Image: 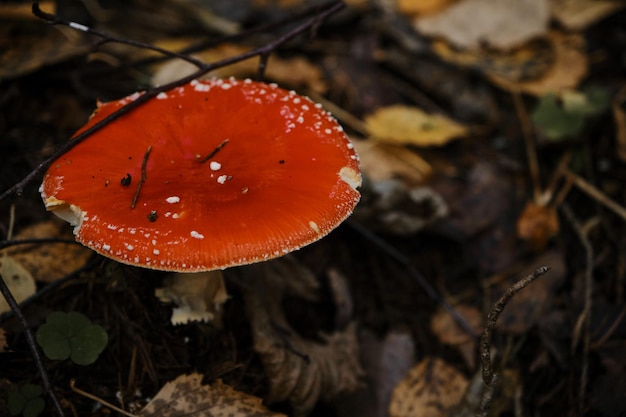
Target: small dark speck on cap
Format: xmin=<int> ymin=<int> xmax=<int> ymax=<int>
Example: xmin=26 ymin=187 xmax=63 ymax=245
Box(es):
xmin=121 ymin=173 xmax=132 ymax=186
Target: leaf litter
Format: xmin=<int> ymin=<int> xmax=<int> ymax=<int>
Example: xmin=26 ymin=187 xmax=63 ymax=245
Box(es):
xmin=2 ymin=0 xmax=626 ymax=415
xmin=139 ymin=374 xmax=285 ymax=417
xmin=240 ymin=257 xmax=364 ymax=416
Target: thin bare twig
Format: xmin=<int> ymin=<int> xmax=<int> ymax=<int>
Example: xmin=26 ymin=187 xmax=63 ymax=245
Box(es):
xmin=131 ymin=145 xmax=152 ymax=209
xmin=561 ymin=204 xmax=594 ymax=416
xmin=198 ymin=139 xmax=230 ymax=164
xmin=32 ymin=3 xmax=206 ymax=68
xmin=0 ymin=238 xmax=80 ymax=251
xmin=565 ymin=170 xmax=626 ymax=223
xmin=477 ymin=266 xmax=550 ymax=416
xmin=70 ymin=379 xmax=134 ymax=417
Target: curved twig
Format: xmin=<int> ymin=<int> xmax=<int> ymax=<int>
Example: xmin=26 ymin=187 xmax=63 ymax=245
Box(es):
xmin=477 ymin=266 xmax=550 ymax=416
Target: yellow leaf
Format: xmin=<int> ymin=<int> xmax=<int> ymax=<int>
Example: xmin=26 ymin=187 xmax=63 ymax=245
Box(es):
xmin=139 ymin=374 xmax=286 ymax=417
xmin=365 ymin=105 xmax=467 ymax=146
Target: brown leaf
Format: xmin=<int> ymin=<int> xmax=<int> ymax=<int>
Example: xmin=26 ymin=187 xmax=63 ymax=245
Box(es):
xmin=352 ymin=140 xmax=432 ymax=185
xmin=431 ymin=37 xmax=554 ymax=84
xmin=7 ymin=220 xmax=92 ymax=283
xmin=389 ymin=357 xmax=468 ymax=417
xmin=430 ymin=305 xmax=483 ymax=369
xmin=488 ymin=31 xmax=588 ymax=96
xmin=550 ymin=0 xmax=626 ymax=31
xmin=516 ymin=201 xmax=559 ymax=251
xmin=139 ymin=374 xmax=285 ymax=417
xmin=242 ymin=260 xmax=364 ymax=416
xmin=495 ymin=250 xmax=566 ymax=334
xmin=431 ymin=31 xmax=587 ymax=96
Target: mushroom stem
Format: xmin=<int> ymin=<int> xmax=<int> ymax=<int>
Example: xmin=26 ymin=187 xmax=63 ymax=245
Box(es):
xmin=131 ymin=145 xmax=152 ymax=209
xmin=198 ymin=139 xmax=229 ymax=164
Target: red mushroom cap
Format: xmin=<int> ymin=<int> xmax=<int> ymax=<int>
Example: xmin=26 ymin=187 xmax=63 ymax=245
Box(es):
xmin=41 ymin=78 xmax=361 ymax=272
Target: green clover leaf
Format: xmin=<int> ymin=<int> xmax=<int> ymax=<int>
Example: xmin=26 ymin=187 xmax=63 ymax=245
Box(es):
xmin=8 ymin=384 xmax=45 ymax=417
xmin=531 ymin=87 xmax=610 ymax=141
xmin=36 ymin=312 xmax=108 ymax=365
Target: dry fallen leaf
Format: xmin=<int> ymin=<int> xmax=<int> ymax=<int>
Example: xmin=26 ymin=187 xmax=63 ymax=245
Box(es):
xmin=431 ymin=37 xmax=554 ymax=84
xmin=550 ymin=0 xmax=626 ymax=30
xmin=0 ymin=256 xmax=36 ymax=314
xmin=488 ymin=31 xmax=587 ymax=96
xmin=352 ymin=140 xmax=431 ymax=184
xmin=155 ymin=270 xmax=228 ymax=326
xmin=432 ymin=31 xmax=587 ymax=96
xmin=365 ymin=105 xmax=467 ymax=147
xmin=430 ymin=305 xmax=483 ymax=369
xmin=7 ymin=220 xmax=92 ymax=283
xmin=139 ymin=373 xmax=286 ymax=417
xmin=242 ymin=260 xmax=364 ymax=416
xmin=516 ymin=201 xmax=559 ymax=251
xmin=414 ymin=0 xmax=550 ymax=50
xmin=389 ymin=357 xmax=468 ymax=417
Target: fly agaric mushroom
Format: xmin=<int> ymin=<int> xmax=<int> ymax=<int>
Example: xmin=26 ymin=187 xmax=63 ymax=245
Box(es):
xmin=40 ymin=78 xmax=361 ymax=272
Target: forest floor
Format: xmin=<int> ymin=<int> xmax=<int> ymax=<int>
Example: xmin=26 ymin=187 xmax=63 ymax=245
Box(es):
xmin=1 ymin=1 xmax=626 ymax=416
